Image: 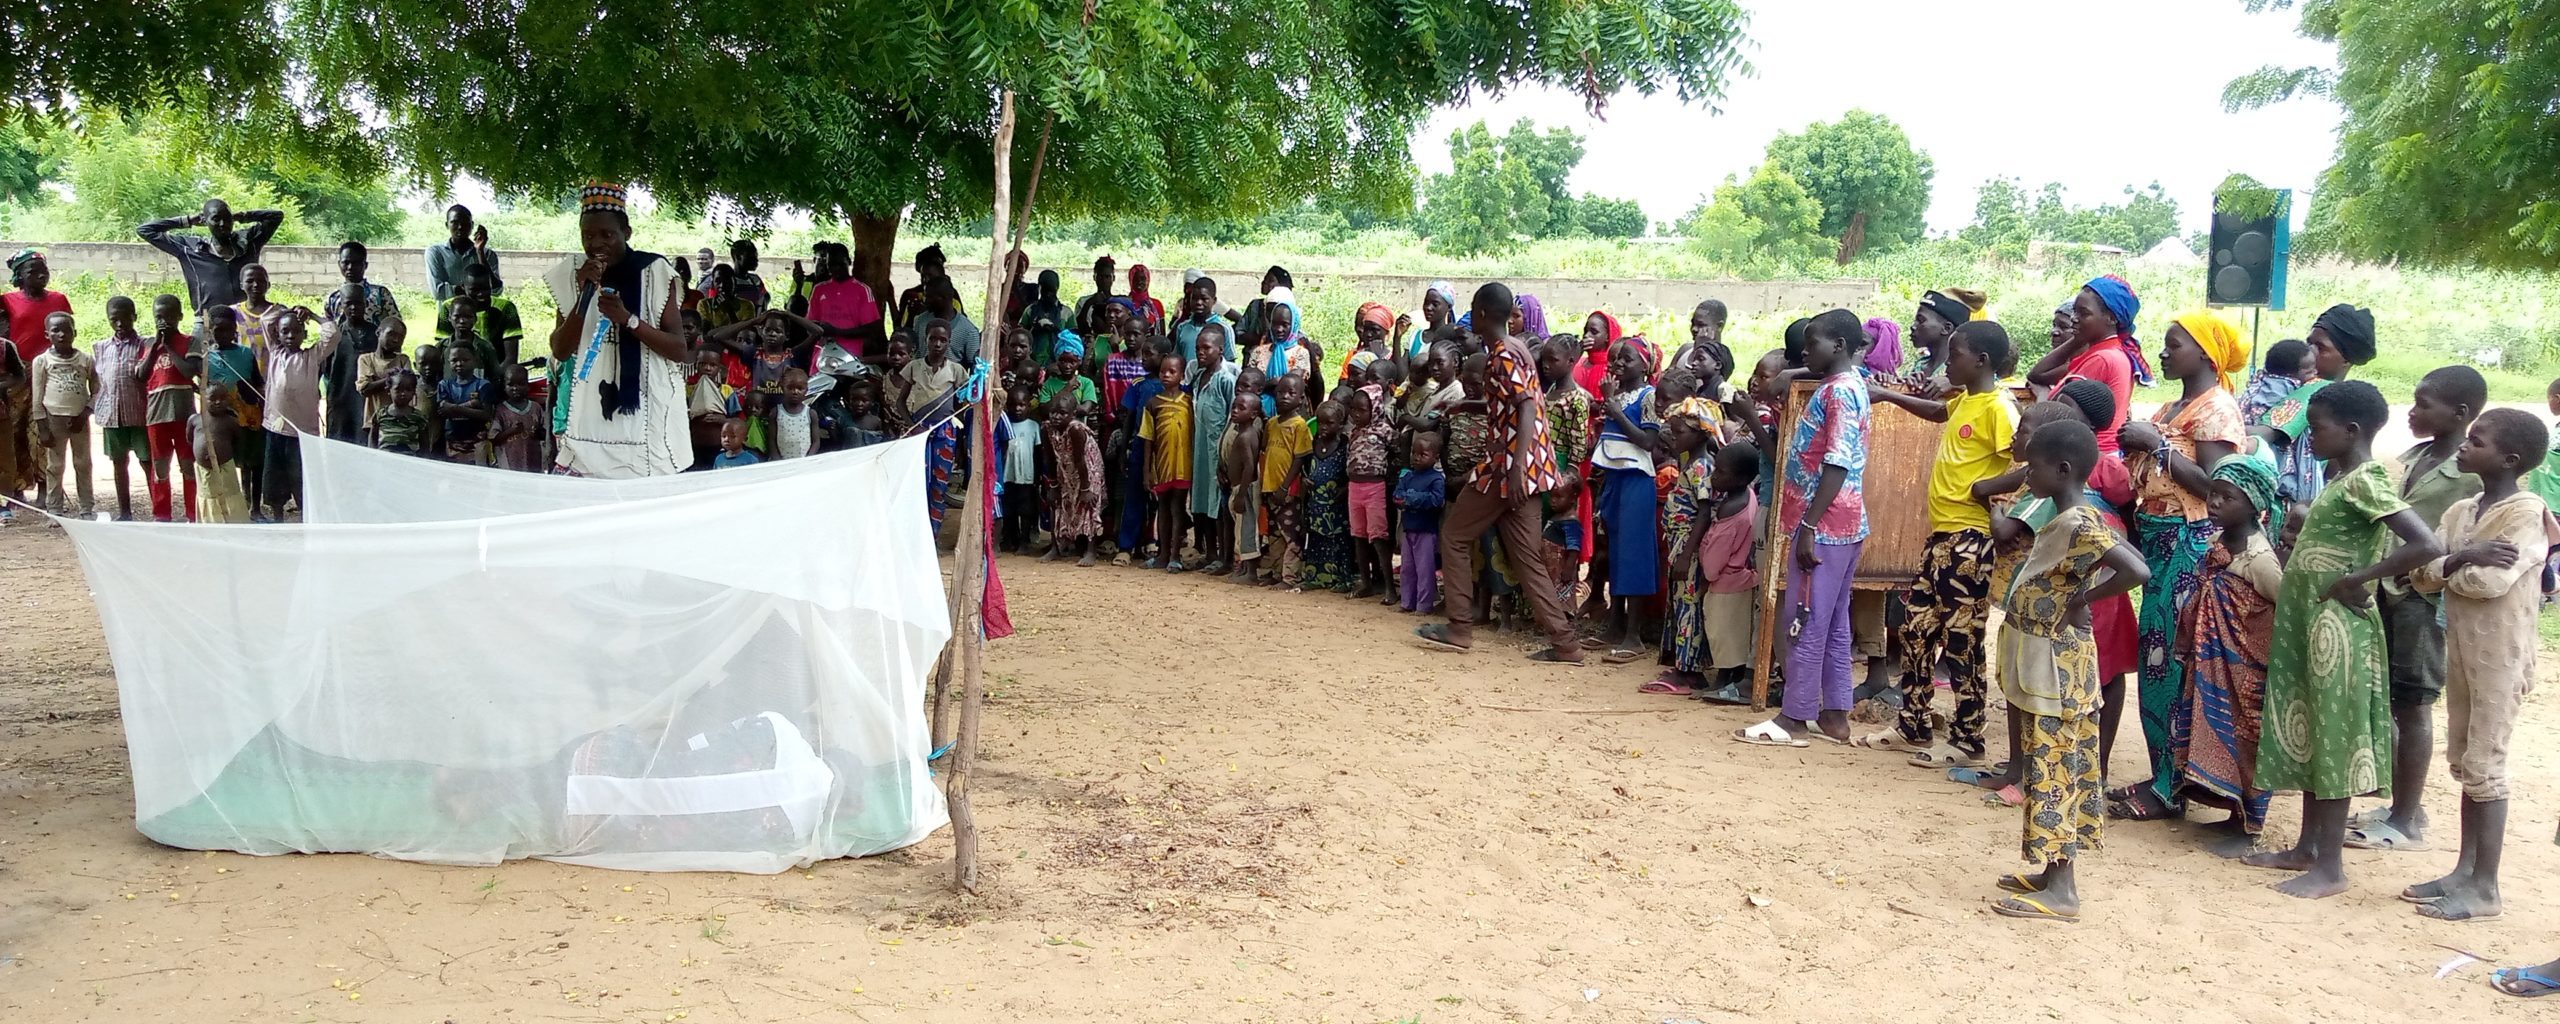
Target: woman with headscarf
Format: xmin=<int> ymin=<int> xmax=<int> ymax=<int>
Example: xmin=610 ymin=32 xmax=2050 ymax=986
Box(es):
xmin=1238 ymin=266 xmax=1292 ymax=351
xmin=1126 ymin=264 xmax=1167 ymax=332
xmin=1886 ymin=288 xmax=1983 ymax=394
xmin=1248 ymin=287 xmax=1314 ymax=416
xmin=1340 ymin=302 xmax=1396 ymax=382
xmin=2026 ymin=276 xmax=2147 ymax=455
xmin=2254 ymin=303 xmax=2378 ymax=504
xmin=2109 ymin=309 xmax=2248 ymax=820
xmin=1395 ymin=281 xmax=1465 ymax=365
xmin=2177 ymin=452 xmax=2284 ymax=840
xmin=1510 ymin=293 xmax=1551 ymax=348
xmin=3 ymin=249 xmax=73 ymax=365
xmin=1860 ymin=317 xmax=1905 ymax=378
xmin=1574 ymin=310 xmax=1623 ymax=401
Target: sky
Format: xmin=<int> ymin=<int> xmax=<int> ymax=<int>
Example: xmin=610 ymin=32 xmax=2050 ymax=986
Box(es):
xmin=1416 ymin=0 xmax=2343 ymax=238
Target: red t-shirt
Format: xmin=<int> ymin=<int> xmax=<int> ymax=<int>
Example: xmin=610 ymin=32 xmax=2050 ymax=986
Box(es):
xmin=808 ymin=278 xmax=880 ymax=352
xmin=2059 ymin=341 xmax=2134 ymax=455
xmin=146 ymin=332 xmax=195 ymax=392
xmin=3 ymin=290 xmax=73 ymax=362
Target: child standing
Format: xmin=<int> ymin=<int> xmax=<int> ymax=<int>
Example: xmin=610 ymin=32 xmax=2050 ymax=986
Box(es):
xmin=711 ymin=416 xmax=760 ymax=469
xmin=770 ymin=368 xmax=817 ymax=460
xmin=1860 ymin=321 xmax=2018 ymax=765
xmin=1043 ymin=396 xmax=1106 ymax=567
xmin=140 ymin=294 xmax=198 ymax=522
xmin=2246 ymin=381 xmax=2443 ymax=900
xmin=2349 ymin=365 xmax=2486 ymax=853
xmin=1346 ymin=385 xmax=1396 ymax=600
xmin=92 ymin=296 xmax=151 ymax=520
xmin=1223 ymin=388 xmax=1267 ymax=584
xmin=1393 ymin=431 xmax=1448 ymax=612
xmin=356 ymin=318 xmax=414 ymax=431
xmin=998 ymin=390 xmax=1043 ymax=553
xmin=2401 ymin=408 xmax=2554 ymax=922
xmin=1591 ymin=340 xmax=1662 ymax=661
xmin=2177 ymin=452 xmax=2284 ymax=850
xmin=200 ymin=307 xmax=265 ymax=516
xmin=190 ymin=386 xmax=250 ymax=523
xmin=437 ymin=346 xmax=498 ymax=465
xmin=372 ymin=373 xmax=428 ymax=455
xmin=1650 ymin=414 xmax=1750 ymax=698
xmin=491 ymin=365 xmax=550 ymax=472
xmin=29 ymin=312 xmax=95 ymax=516
xmin=1989 ymin=418 xmax=2149 ymax=922
xmin=1694 ymin=440 xmax=1761 ymax=702
xmin=1300 ymin=399 xmax=1355 ymax=593
xmin=258 ymin=306 xmax=336 ymax=517
xmin=1258 ymin=378 xmax=1313 ymax=586
xmin=1738 ymin=309 xmax=1872 ymax=748
xmin=1142 ymin=354 xmax=1194 ymax=569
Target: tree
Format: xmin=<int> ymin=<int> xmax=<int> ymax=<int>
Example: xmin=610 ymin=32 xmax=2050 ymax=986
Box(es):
xmin=1501 ymin=119 xmax=1587 ymax=237
xmin=1960 ymin=176 xmax=2032 ymax=258
xmin=41 ymin=110 xmax=319 ymax=245
xmin=1420 ymin=122 xmax=1547 ymax=256
xmin=1572 ymin=195 xmax=1647 ymax=239
xmin=2230 ymin=0 xmax=2560 ymax=267
xmin=2028 ymin=181 xmax=2181 ymax=252
xmin=16 ymin=2 xmax=1751 ymax=299
xmin=1678 ymin=161 xmax=1828 ymax=270
xmin=1765 ymin=110 xmax=1933 ymax=262
xmin=0 ymin=122 xmax=49 ymax=204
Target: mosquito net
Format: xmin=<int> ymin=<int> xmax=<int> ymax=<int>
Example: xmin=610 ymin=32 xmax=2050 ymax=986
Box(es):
xmin=62 ymin=437 xmax=950 ymax=873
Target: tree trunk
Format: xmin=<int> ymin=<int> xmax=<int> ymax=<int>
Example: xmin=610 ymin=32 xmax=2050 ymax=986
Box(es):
xmin=848 ymin=209 xmax=901 ymax=318
xmin=950 ymin=88 xmax=1015 ymax=896
xmin=1833 ymin=210 xmax=1868 ymax=265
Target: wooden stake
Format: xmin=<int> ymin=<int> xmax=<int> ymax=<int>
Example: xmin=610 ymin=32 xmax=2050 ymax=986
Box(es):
xmin=950 ymin=88 xmax=1015 ymax=895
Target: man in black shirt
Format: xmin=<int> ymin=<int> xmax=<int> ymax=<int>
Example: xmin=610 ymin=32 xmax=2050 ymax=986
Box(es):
xmin=137 ymin=199 xmax=285 ymax=328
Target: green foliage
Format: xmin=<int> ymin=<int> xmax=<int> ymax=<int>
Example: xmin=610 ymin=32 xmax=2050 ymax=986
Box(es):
xmin=40 ymin=111 xmax=319 ymax=245
xmin=1958 ymin=178 xmax=2181 ymax=257
xmin=1500 ymin=120 xmax=1587 ymax=237
xmin=74 ymin=0 xmax=1747 ymax=274
xmin=243 ymin=162 xmax=403 ymax=243
xmin=2231 ymin=0 xmax=2560 ymax=267
xmin=1765 ymin=110 xmax=1933 ymax=261
xmin=1421 ymin=122 xmax=1549 ymax=257
xmin=0 ymin=121 xmax=50 ymax=204
xmin=1678 ymin=162 xmax=1828 ymax=271
xmin=1571 ymin=195 xmax=1648 ymax=239
xmin=1960 ymin=177 xmax=2033 ymax=259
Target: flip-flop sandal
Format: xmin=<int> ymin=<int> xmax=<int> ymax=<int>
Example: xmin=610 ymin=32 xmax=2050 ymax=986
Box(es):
xmin=1165 ymin=560 xmax=1190 ymax=573
xmin=1982 ymin=785 xmax=2024 ymax=808
xmin=1579 ymin=636 xmax=1611 ymax=652
xmin=1733 ymin=720 xmax=1810 ymax=748
xmin=1696 ymin=682 xmax=1750 ymax=706
xmin=1907 ymin=745 xmax=1978 ymax=769
xmin=1947 ymin=766 xmax=2002 ymax=787
xmin=2415 ymin=899 xmax=2502 ymax=922
xmin=1995 ymin=872 xmax=2047 ymax=895
xmin=1991 ymin=895 xmax=2079 ymax=923
xmin=1638 ymin=678 xmax=1697 ymax=696
xmin=1851 ymin=730 xmax=1918 ymax=752
xmin=1602 ymin=648 xmax=1644 ymax=665
xmin=1414 ymin=624 xmax=1472 ymax=653
xmin=1527 ymin=647 xmax=1586 ymax=665
xmin=1811 ymin=730 xmax=1851 ymax=746
xmin=2342 ymin=822 xmax=2429 ymax=851
xmin=2493 ymin=967 xmax=2560 ymax=998
xmin=2107 ymin=788 xmax=2179 ymax=822
xmin=2348 ymin=806 xmax=2391 ymax=829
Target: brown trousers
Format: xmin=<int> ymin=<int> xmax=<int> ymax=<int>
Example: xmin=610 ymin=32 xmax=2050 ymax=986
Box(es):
xmin=1436 ymin=484 xmax=1576 ymax=651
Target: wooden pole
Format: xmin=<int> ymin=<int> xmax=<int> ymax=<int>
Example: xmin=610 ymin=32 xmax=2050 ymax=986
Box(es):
xmin=950 ymin=88 xmax=1015 ymax=895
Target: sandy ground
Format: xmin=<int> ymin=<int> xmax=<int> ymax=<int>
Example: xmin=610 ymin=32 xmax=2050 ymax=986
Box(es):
xmin=6 ymin=530 xmax=2560 ymax=1023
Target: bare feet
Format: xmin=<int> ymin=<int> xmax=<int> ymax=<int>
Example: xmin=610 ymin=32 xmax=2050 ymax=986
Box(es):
xmin=2241 ymin=845 xmax=2316 ymax=873
xmin=2272 ymin=869 xmax=2350 ymax=900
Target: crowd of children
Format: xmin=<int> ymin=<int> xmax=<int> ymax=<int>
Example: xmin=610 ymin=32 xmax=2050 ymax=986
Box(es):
xmin=8 ymin=240 xmax=2560 ymax=948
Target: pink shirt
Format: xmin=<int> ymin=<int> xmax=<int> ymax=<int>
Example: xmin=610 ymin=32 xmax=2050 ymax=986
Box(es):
xmin=808 ymin=278 xmax=880 ymax=352
xmin=2059 ymin=341 xmax=2133 ymax=455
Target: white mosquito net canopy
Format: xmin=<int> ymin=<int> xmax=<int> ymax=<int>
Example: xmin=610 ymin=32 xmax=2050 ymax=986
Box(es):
xmin=61 ymin=437 xmax=949 ymax=873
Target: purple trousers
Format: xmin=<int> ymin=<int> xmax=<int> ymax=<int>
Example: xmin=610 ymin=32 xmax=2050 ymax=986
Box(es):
xmin=1399 ymin=530 xmax=1440 ymax=611
xmin=1782 ymin=538 xmax=1863 ymax=721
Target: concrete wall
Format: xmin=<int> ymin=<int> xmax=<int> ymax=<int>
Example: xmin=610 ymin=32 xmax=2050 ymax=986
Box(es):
xmin=5 ymin=240 xmax=1880 ymax=318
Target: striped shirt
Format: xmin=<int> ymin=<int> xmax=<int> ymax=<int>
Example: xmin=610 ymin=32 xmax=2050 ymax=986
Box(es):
xmin=1469 ymin=336 xmax=1562 ymax=499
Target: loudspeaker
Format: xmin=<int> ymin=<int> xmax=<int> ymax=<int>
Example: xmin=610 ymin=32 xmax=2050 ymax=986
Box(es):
xmin=2208 ymin=189 xmax=2291 ymax=310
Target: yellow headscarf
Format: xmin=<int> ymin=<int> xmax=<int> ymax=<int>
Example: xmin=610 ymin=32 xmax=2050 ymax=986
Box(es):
xmin=2173 ymin=309 xmax=2245 ymax=393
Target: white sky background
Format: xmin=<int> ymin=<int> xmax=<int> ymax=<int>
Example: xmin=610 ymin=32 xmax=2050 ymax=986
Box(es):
xmin=1417 ymin=0 xmax=2343 ymax=237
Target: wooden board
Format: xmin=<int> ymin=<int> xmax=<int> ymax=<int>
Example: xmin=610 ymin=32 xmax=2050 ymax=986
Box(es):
xmin=1748 ymin=378 xmax=1948 ymax=709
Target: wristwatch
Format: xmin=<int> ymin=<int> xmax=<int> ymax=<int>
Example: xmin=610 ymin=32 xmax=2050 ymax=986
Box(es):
xmin=623 ymin=313 xmax=642 ymax=331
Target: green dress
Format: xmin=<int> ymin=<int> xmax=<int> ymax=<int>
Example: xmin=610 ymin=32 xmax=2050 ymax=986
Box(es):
xmin=2255 ymin=459 xmax=2406 ymax=800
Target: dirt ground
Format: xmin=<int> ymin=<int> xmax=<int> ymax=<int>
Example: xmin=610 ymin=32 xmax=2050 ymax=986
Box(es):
xmin=5 ymin=529 xmax=2560 ymax=1024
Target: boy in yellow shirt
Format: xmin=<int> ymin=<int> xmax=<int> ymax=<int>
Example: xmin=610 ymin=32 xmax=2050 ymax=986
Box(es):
xmin=1857 ymin=321 xmax=2020 ymax=767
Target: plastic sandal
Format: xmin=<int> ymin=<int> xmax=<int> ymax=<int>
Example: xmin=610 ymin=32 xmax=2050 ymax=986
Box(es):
xmin=2493 ymin=967 xmax=2560 ymax=998
xmin=1733 ymin=720 xmax=1809 ymax=748
xmin=1991 ymin=894 xmax=2080 ymax=923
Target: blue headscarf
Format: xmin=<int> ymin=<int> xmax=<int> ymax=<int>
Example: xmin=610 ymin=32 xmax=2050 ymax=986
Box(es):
xmin=2080 ymin=275 xmax=2153 ymax=386
xmin=1054 ymin=328 xmax=1086 ymax=361
xmin=1260 ymin=287 xmax=1302 ymax=414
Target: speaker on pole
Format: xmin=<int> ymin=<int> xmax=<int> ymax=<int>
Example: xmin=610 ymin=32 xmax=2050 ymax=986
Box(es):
xmin=2208 ymin=188 xmax=2291 ymax=311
